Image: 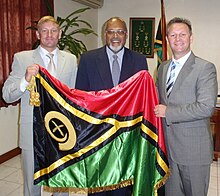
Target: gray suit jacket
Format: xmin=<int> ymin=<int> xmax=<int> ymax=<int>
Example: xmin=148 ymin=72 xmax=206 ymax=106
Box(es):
xmin=2 ymin=46 xmax=77 ymax=150
xmin=156 ymin=52 xmax=218 ymax=165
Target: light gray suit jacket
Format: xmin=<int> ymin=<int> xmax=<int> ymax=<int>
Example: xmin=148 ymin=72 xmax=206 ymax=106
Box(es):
xmin=156 ymin=52 xmax=218 ymax=165
xmin=2 ymin=46 xmax=77 ymax=150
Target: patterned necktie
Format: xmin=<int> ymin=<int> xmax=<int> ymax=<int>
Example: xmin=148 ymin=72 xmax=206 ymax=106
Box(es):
xmin=46 ymin=53 xmax=56 ymax=77
xmin=112 ymin=54 xmax=120 ymax=86
xmin=166 ymin=61 xmax=176 ymax=97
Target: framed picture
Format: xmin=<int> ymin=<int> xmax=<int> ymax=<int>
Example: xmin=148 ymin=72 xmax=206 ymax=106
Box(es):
xmin=129 ymin=17 xmax=155 ymax=58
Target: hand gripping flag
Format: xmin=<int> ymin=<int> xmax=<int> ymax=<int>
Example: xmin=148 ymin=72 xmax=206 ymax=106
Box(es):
xmin=32 ymin=67 xmax=170 ymax=195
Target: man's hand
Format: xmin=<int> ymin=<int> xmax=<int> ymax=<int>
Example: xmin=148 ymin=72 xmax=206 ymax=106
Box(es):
xmin=25 ymin=64 xmax=39 ymax=82
xmin=154 ymin=104 xmax=167 ymax=117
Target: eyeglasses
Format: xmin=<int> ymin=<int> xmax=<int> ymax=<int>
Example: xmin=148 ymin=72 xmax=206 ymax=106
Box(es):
xmin=106 ymin=29 xmax=127 ymax=36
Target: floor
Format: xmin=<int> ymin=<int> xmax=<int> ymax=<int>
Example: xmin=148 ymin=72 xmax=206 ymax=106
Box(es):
xmin=0 ymin=155 xmax=219 ymax=196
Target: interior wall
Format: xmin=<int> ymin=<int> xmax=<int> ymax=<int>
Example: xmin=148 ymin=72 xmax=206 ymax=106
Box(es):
xmin=54 ymin=0 xmax=98 ymax=51
xmin=0 ymin=106 xmax=19 ymax=155
xmin=98 ymin=0 xmax=220 ymax=91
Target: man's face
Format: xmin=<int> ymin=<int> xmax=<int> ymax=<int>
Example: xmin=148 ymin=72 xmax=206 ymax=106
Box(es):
xmin=105 ymin=19 xmax=127 ymax=53
xmin=167 ymin=23 xmax=193 ymax=59
xmin=36 ymin=21 xmax=61 ymax=52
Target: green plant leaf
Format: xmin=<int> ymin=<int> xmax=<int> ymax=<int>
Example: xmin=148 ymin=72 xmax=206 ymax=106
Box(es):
xmin=68 ymin=28 xmax=97 ymax=36
xmin=74 ymin=19 xmax=93 ymax=28
xmin=65 ymin=7 xmax=90 ymax=19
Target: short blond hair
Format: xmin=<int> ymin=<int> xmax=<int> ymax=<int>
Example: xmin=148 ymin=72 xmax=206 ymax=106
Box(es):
xmin=37 ymin=16 xmax=59 ymax=30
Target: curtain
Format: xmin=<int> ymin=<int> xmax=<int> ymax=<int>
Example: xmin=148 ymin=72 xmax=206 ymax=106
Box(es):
xmin=0 ymin=0 xmax=53 ymax=107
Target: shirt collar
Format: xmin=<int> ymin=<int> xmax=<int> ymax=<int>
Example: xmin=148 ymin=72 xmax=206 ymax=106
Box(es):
xmin=106 ymin=46 xmax=124 ymax=61
xmin=39 ymin=46 xmax=58 ymax=56
xmin=172 ymin=51 xmax=191 ymax=66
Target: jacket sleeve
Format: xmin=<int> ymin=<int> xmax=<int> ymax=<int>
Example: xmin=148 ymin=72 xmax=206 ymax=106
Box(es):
xmin=2 ymin=53 xmax=26 ymax=103
xmin=166 ymin=61 xmax=218 ymax=125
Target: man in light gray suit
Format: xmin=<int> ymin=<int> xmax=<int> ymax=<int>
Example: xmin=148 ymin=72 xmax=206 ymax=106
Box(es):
xmin=2 ymin=16 xmax=77 ymax=196
xmin=154 ymin=17 xmax=218 ymax=196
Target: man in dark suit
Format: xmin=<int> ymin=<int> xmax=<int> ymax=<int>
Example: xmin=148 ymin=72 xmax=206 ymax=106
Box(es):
xmin=75 ymin=17 xmax=148 ymax=195
xmin=75 ymin=17 xmax=148 ymax=91
xmin=154 ymin=17 xmax=218 ymax=196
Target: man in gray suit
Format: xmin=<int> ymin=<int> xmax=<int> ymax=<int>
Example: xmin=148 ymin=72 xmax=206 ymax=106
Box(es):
xmin=154 ymin=17 xmax=218 ymax=196
xmin=2 ymin=16 xmax=77 ymax=196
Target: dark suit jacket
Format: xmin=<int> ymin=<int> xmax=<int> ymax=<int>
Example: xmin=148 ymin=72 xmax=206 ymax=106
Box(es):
xmin=156 ymin=52 xmax=218 ymax=165
xmin=76 ymin=46 xmax=148 ymax=91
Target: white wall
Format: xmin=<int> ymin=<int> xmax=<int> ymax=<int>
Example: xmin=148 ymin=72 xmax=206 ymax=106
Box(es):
xmin=54 ymin=0 xmax=98 ymax=51
xmin=0 ymin=106 xmax=19 ymax=155
xmin=1 ymin=0 xmax=220 ymax=155
xmin=98 ymin=0 xmax=220 ymax=88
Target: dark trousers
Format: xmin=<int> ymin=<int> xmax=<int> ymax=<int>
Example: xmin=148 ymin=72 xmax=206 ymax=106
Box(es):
xmin=89 ymin=186 xmax=132 ymax=196
xmin=158 ymin=185 xmax=165 ymax=196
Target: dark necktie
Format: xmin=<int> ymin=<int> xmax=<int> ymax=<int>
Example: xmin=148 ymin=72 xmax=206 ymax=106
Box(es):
xmin=46 ymin=53 xmax=56 ymax=77
xmin=166 ymin=61 xmax=176 ymax=97
xmin=112 ymin=54 xmax=120 ymax=86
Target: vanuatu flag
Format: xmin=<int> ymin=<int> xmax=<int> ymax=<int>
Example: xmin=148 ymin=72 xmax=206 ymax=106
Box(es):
xmin=32 ymin=67 xmax=169 ymax=195
xmin=154 ymin=0 xmax=167 ymax=68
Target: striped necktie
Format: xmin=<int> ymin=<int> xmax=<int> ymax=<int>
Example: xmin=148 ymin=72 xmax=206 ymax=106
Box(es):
xmin=46 ymin=53 xmax=56 ymax=77
xmin=112 ymin=54 xmax=120 ymax=86
xmin=166 ymin=61 xmax=176 ymax=97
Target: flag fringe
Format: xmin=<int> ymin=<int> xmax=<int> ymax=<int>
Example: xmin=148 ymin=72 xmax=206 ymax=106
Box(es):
xmin=43 ymin=179 xmax=133 ymax=194
xmin=154 ymin=168 xmax=171 ymax=196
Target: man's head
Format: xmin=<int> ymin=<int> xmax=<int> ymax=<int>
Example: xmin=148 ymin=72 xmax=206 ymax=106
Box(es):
xmin=104 ymin=17 xmax=127 ymax=53
xmin=166 ymin=17 xmax=193 ymax=59
xmin=36 ymin=16 xmax=62 ymax=52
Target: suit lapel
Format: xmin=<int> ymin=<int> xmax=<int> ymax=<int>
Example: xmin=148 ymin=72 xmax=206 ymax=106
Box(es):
xmin=120 ymin=48 xmax=134 ymax=83
xmin=56 ymin=50 xmax=66 ymax=80
xmin=169 ymin=53 xmax=195 ymax=97
xmin=33 ymin=47 xmax=44 ymax=67
xmin=162 ymin=60 xmax=171 ymax=101
xmin=96 ymin=47 xmax=113 ymax=88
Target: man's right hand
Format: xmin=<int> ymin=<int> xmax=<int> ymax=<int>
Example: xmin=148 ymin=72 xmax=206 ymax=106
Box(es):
xmin=25 ymin=64 xmax=39 ymax=82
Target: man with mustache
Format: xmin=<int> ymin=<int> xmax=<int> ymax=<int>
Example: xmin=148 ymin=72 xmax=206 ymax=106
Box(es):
xmin=75 ymin=17 xmax=148 ymax=196
xmin=76 ymin=16 xmax=148 ymax=91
